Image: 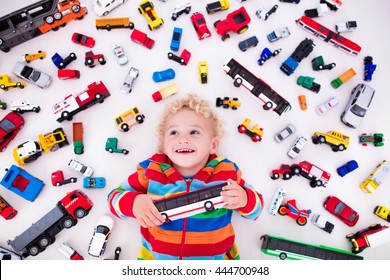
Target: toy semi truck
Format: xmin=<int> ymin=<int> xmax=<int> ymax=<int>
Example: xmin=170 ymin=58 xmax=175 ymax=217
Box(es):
xmin=280 ymin=38 xmax=315 ymax=76
xmin=72 ymin=122 xmax=84 ymax=154
xmin=206 ymin=0 xmax=230 ymax=14
xmin=8 ymin=189 xmax=93 ymax=258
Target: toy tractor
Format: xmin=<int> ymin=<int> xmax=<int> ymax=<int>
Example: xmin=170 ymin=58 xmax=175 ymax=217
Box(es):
xmin=214 ymin=6 xmax=251 ymax=41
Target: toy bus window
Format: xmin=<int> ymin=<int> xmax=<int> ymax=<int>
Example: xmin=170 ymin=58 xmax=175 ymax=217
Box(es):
xmin=165 ymin=199 xmax=178 ymax=209
xmin=155 ymin=202 xmax=166 ymax=212
xmin=0 ymin=20 xmax=10 ymax=33
xmin=177 ymin=196 xmax=188 ymax=207
xmin=12 ymin=175 xmax=29 ymax=192
xmin=187 ymin=193 xmax=199 ymax=204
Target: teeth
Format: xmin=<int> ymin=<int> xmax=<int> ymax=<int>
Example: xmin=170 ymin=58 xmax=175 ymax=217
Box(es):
xmin=176 ymin=149 xmax=194 ymax=153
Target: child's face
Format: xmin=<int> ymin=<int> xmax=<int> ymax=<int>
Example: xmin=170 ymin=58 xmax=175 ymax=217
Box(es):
xmin=162 ymin=108 xmax=219 ymax=177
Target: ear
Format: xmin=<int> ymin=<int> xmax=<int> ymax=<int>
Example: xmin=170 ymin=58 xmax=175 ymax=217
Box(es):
xmin=209 ymin=137 xmax=219 ymax=154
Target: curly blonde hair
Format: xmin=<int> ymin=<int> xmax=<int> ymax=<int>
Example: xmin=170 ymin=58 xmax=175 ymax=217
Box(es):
xmin=157 ymin=93 xmax=225 ymax=152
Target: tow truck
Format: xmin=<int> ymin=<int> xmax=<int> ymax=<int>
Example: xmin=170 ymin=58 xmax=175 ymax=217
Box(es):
xmin=214 ymin=6 xmax=251 ymax=41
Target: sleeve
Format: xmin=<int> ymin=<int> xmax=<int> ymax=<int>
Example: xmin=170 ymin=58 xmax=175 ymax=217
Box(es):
xmin=234 ymin=167 xmax=264 ymax=220
xmin=107 ymin=160 xmax=150 ymax=220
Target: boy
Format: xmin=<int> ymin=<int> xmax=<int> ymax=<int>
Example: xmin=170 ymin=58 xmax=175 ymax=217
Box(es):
xmin=107 ymin=93 xmax=264 ymax=260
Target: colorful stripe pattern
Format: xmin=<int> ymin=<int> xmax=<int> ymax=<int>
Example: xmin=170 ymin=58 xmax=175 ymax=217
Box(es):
xmin=107 ymin=153 xmax=264 ymax=260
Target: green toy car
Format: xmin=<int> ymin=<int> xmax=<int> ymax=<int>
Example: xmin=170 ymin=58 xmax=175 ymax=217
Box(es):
xmin=359 ymin=133 xmax=384 ymax=147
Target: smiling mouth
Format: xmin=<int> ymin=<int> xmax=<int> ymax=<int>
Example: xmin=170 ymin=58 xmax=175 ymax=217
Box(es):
xmin=175 ymin=148 xmax=195 ymax=153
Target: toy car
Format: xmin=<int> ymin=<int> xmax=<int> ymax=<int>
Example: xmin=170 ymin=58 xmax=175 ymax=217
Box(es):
xmin=297 ymin=76 xmax=321 ymax=93
xmin=114 ymin=106 xmax=145 ymax=132
xmin=0 ymin=246 xmax=21 ymax=260
xmin=51 ymin=52 xmax=77 ymax=69
xmin=311 ymin=214 xmax=334 ymax=234
xmin=287 ymin=136 xmax=307 ymax=159
xmin=51 ymin=170 xmax=77 ymax=186
xmin=23 ymin=50 xmax=46 ymax=62
xmin=206 ymin=0 xmax=230 ymax=14
xmin=12 ymin=61 xmax=51 ymax=89
xmin=267 ymin=26 xmax=290 ymax=42
xmin=83 ymin=177 xmax=106 ymax=188
xmin=93 ymin=0 xmax=127 ymax=16
xmin=359 ymin=133 xmax=384 ymax=147
xmin=278 ymin=199 xmax=312 ymax=226
xmin=238 ymin=36 xmax=258 ymax=51
xmin=255 ymin=5 xmax=278 ymax=20
xmin=130 ymin=28 xmax=155 ymax=49
xmin=360 ymin=160 xmax=390 ymax=194
xmin=121 ymin=67 xmax=140 ymax=93
xmin=167 ymin=49 xmax=191 ymax=65
xmin=341 ymin=83 xmax=375 ymax=128
xmin=152 ymin=68 xmax=175 ymax=83
xmin=269 ymin=188 xmax=286 ymax=215
xmin=257 ymin=47 xmax=281 ymax=66
xmin=337 ymin=160 xmax=359 ymax=177
xmin=311 ymin=55 xmax=336 ymax=70
xmin=58 ymin=69 xmax=80 ymax=80
xmin=298 ymin=95 xmax=307 ymax=111
xmin=364 ymin=56 xmax=377 ymax=82
xmin=190 ymin=12 xmax=211 ymax=40
xmin=138 ymin=0 xmax=164 ymax=31
xmin=198 ymin=61 xmax=208 ymax=84
xmin=315 ymin=96 xmax=338 ymax=115
xmin=323 ymin=196 xmax=359 ymax=226
xmin=10 ymin=101 xmax=40 ymax=114
xmin=214 ymin=6 xmax=251 ymax=41
xmin=312 ymin=130 xmax=350 ymax=152
xmin=105 ymin=137 xmax=129 ymax=155
xmin=274 ymin=124 xmax=296 ymax=143
xmin=112 ymin=44 xmax=128 ymax=65
xmin=152 ymin=83 xmax=179 ymax=102
xmin=68 ymin=159 xmax=94 ymax=177
xmin=0 ymin=195 xmax=18 ymax=220
xmin=170 ymin=27 xmax=183 ymax=51
xmin=374 ymin=206 xmax=390 ymax=222
xmin=171 ymin=2 xmax=191 ymax=20
xmin=336 ymin=21 xmax=357 ymax=33
xmin=88 ymin=215 xmax=114 ymax=257
xmin=304 ymin=3 xmax=329 ymax=18
xmin=0 ymin=74 xmax=26 ymax=91
xmin=237 ymin=118 xmax=263 ymax=142
xmin=216 ymin=97 xmax=240 ymax=110
xmin=84 ymin=51 xmax=106 ymax=67
xmin=72 ymin=32 xmax=96 ymax=48
xmin=0 ymin=112 xmax=25 ymax=152
xmin=346 ymin=224 xmax=390 ymax=254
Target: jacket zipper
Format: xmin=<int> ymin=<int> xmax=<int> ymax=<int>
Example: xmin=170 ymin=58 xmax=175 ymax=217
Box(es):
xmin=178 ymin=179 xmax=191 ymax=259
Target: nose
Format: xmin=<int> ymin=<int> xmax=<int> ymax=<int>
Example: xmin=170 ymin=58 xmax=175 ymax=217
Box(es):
xmin=178 ymin=137 xmax=189 ymax=144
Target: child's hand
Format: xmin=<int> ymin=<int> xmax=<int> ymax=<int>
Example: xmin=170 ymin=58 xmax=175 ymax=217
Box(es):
xmin=133 ymin=194 xmax=165 ymax=228
xmin=221 ymin=179 xmax=248 ymax=209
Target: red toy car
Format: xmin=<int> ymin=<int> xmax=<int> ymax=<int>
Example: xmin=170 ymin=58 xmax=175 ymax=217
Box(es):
xmin=72 ymin=32 xmax=95 ymax=48
xmin=130 ymin=28 xmax=155 ymax=49
xmin=0 ymin=195 xmax=18 ymax=220
xmin=278 ymin=199 xmax=311 ymax=226
xmin=190 ymin=12 xmax=211 ymax=40
xmin=51 ymin=170 xmax=77 ymax=187
xmin=214 ymin=6 xmax=251 ymax=41
xmin=0 ymin=112 xmax=25 ymax=152
xmin=324 ymin=196 xmax=359 ymax=227
xmin=58 ymin=69 xmax=80 ymax=80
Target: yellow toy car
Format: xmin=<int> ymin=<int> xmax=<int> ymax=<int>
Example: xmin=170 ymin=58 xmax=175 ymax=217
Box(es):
xmin=312 ymin=130 xmax=349 ymax=152
xmin=115 ymin=107 xmax=145 ymax=132
xmin=238 ymin=118 xmax=263 ymax=142
xmin=138 ymin=0 xmax=164 ymax=31
xmin=23 ymin=50 xmax=46 ymax=62
xmin=198 ymin=61 xmax=208 ymax=84
xmin=0 ymin=74 xmax=26 ymax=91
xmin=375 ymin=205 xmax=390 ymax=222
xmin=360 ymin=160 xmax=390 ymax=194
xmin=216 ymin=97 xmax=241 ymax=110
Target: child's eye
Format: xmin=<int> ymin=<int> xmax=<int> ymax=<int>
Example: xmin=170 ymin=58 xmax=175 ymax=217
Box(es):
xmin=169 ymin=130 xmax=178 ymax=136
xmin=190 ymin=130 xmax=200 ymax=135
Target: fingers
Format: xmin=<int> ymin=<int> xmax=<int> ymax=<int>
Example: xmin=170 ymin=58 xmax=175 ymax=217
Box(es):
xmin=139 ymin=210 xmax=164 ymax=228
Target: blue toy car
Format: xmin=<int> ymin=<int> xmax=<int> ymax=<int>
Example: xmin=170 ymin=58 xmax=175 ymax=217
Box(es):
xmin=0 ymin=165 xmax=44 ymax=202
xmin=238 ymin=36 xmax=259 ymax=52
xmin=337 ymin=160 xmax=359 ymax=177
xmin=83 ymin=177 xmax=106 ymax=188
xmin=170 ymin=27 xmax=183 ymax=51
xmin=257 ymin=47 xmax=282 ymax=66
xmin=152 ymin=68 xmax=176 ymax=83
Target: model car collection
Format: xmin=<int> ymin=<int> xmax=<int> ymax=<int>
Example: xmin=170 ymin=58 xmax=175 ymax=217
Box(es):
xmin=0 ymin=0 xmax=388 ymax=261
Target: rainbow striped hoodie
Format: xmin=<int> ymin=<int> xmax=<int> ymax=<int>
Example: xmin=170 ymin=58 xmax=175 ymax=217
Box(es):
xmin=107 ymin=153 xmax=264 ymax=260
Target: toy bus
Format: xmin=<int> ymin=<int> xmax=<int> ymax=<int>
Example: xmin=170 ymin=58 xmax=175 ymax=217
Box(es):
xmin=260 ymin=234 xmax=363 ymax=260
xmin=154 ymin=183 xmax=227 ymax=222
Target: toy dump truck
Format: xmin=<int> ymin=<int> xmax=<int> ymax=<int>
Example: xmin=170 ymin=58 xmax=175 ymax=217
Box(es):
xmin=72 ymin=122 xmax=84 ymax=154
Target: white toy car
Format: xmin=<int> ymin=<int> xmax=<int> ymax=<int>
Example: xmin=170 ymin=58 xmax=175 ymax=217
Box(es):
xmin=113 ymin=44 xmax=128 ymax=65
xmin=171 ymin=2 xmax=191 ymax=20
xmin=269 ymin=188 xmax=286 ymax=215
xmin=93 ymin=0 xmax=128 ymax=16
xmin=287 ymin=136 xmax=307 ymax=159
xmin=11 ymin=100 xmax=40 ymax=114
xmin=0 ymin=246 xmax=22 ymax=260
xmin=12 ymin=61 xmax=51 ymax=89
xmin=315 ymin=96 xmax=338 ymax=115
xmin=274 ymin=124 xmax=296 ymax=143
xmin=341 ymin=83 xmax=375 ymax=128
xmin=335 ymin=21 xmax=357 ymax=33
xmin=68 ymin=159 xmax=94 ymax=177
xmin=121 ymin=67 xmax=139 ymax=93
xmin=311 ymin=214 xmax=334 ymax=234
xmin=88 ymin=215 xmax=114 ymax=257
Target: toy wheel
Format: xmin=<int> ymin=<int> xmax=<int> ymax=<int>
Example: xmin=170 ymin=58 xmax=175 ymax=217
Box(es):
xmin=232 ymin=106 xmax=238 ymax=110
xmin=98 ymin=57 xmax=106 ymax=65
xmin=95 ymin=93 xmax=103 ymax=102
xmin=75 ymin=208 xmax=86 ymax=219
xmin=278 ymin=205 xmax=287 ymax=215
xmin=129 ymin=23 xmax=134 ymax=29
xmin=106 ymin=24 xmax=111 ymax=31
xmin=45 ymin=16 xmax=54 ymax=24
xmin=70 ymin=178 xmax=77 ymax=183
xmin=148 ymin=24 xmax=152 ymax=31
xmin=28 ymin=245 xmax=41 ymax=256
xmin=310 ymin=179 xmax=322 ymax=188
xmin=172 ymin=14 xmax=177 ymax=21
xmin=54 ymin=12 xmax=62 ymax=20
xmin=39 ymin=235 xmax=52 ymax=248
xmin=61 ymin=111 xmax=71 ymax=120
xmin=136 ymin=115 xmax=144 ymax=124
xmin=252 ymin=135 xmax=261 ymax=142
xmin=237 ymin=25 xmax=248 ymax=34
xmin=71 ymin=5 xmax=80 ymax=13
xmin=180 ymin=58 xmax=185 ymax=65
xmin=282 ymin=172 xmax=292 ymax=180
xmin=0 ymin=84 xmax=5 ymax=90
xmin=238 ymin=125 xmax=246 ymax=134
xmin=55 ymin=182 xmax=61 ymax=186
xmin=185 ymin=7 xmax=191 ymax=13
xmin=271 ymin=173 xmax=279 ymax=180
xmin=121 ymin=123 xmax=129 ymax=132
xmin=291 ymin=166 xmax=301 ymax=175
xmin=233 ymin=78 xmax=242 ymax=87
xmin=279 ymin=253 xmax=287 ymax=260
xmin=161 ymin=213 xmax=170 ymax=223
xmin=346 ymin=233 xmax=355 ymax=240
xmin=297 ymin=217 xmax=307 ymax=226
xmin=204 ymin=201 xmax=214 ymax=212
xmin=352 ymin=247 xmax=364 ymax=254
xmin=318 ymin=136 xmax=326 ymax=143
xmin=33 ymin=107 xmax=40 ymax=113
xmin=122 ymin=149 xmax=129 ymax=155
xmin=213 ymin=20 xmax=221 ymax=28
xmin=337 ymin=144 xmax=346 ymax=151
xmin=108 ymin=148 xmax=113 ymax=153
xmin=86 ymin=58 xmax=94 ymax=66
xmin=221 ymin=34 xmax=230 ymax=41
xmin=263 ymin=102 xmax=273 ymax=110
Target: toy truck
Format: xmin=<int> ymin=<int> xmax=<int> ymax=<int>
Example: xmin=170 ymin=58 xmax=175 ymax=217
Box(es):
xmin=0 ymin=165 xmax=45 ymax=202
xmin=130 ymin=28 xmax=155 ymax=49
xmin=72 ymin=122 xmax=84 ymax=154
xmin=360 ymin=160 xmax=390 ymax=194
xmin=304 ymin=3 xmax=329 ymax=18
xmin=8 ymin=189 xmax=93 ymax=258
xmin=52 ymin=81 xmax=111 ymax=122
xmin=206 ymin=0 xmax=230 ymax=14
xmin=105 ymin=137 xmax=129 ymax=155
xmin=364 ymin=56 xmax=377 ymax=81
xmin=58 ymin=242 xmax=84 ymax=260
xmin=311 ymin=214 xmax=334 ymax=234
xmin=331 ymin=68 xmax=356 ymax=88
xmin=346 ymin=224 xmax=390 ymax=254
xmin=297 ymin=76 xmax=321 ymax=93
xmin=311 ymin=56 xmax=336 ymax=70
xmin=0 ymin=195 xmax=18 ymax=220
xmin=214 ymin=6 xmax=251 ymax=41
xmin=280 ymin=38 xmax=315 ymax=76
